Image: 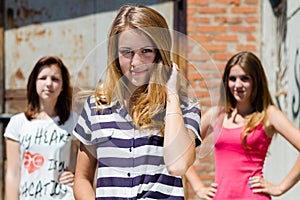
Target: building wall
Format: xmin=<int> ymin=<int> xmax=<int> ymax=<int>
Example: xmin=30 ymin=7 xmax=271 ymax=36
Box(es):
xmin=3 ymin=0 xmax=174 ymax=114
xmin=3 ymin=0 xmax=300 ymax=200
xmin=186 ymin=0 xmax=300 ymax=199
xmin=262 ymin=1 xmax=300 ymax=199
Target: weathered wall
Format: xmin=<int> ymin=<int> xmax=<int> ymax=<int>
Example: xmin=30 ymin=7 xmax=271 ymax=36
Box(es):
xmin=262 ymin=1 xmax=300 ymax=199
xmin=4 ymin=0 xmax=173 ymax=114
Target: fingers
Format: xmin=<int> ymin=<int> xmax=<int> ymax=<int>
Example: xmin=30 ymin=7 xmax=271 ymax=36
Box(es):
xmin=208 ymin=182 xmax=218 ymax=196
xmin=58 ymin=171 xmax=75 ymax=186
xmin=199 ymin=183 xmax=217 ymax=200
xmin=166 ymin=62 xmax=180 ymax=95
xmin=248 ymin=176 xmax=263 ymax=187
xmin=248 ymin=176 xmax=267 ymax=193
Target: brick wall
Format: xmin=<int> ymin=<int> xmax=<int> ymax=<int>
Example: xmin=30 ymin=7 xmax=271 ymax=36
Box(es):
xmin=186 ymin=0 xmax=261 ymax=199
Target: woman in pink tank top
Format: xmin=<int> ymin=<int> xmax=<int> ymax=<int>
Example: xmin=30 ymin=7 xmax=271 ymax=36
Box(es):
xmin=186 ymin=51 xmax=300 ymax=199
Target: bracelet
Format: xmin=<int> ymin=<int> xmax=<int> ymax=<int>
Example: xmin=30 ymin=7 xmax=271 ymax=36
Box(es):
xmin=164 ymin=112 xmax=182 ymax=121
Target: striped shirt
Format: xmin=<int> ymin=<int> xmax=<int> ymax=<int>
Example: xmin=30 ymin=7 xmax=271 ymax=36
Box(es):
xmin=73 ymin=95 xmax=201 ymax=199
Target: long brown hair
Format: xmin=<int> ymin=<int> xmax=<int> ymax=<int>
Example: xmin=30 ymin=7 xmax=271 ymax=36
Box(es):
xmin=95 ymin=5 xmax=179 ymax=132
xmin=220 ymin=51 xmax=274 ymax=147
xmin=25 ymin=56 xmax=72 ymax=125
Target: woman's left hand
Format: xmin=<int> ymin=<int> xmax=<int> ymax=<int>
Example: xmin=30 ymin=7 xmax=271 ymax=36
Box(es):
xmin=59 ymin=170 xmax=75 ymax=187
xmin=248 ymin=176 xmax=283 ymax=196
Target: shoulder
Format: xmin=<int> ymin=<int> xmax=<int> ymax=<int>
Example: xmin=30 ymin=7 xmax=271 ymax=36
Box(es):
xmin=266 ymin=105 xmax=280 ymax=114
xmin=4 ymin=113 xmax=27 ymax=141
xmin=10 ymin=112 xmax=26 ymax=120
xmin=8 ymin=112 xmax=27 ymax=125
xmin=83 ymin=95 xmax=114 ymax=111
xmin=264 ymin=105 xmax=289 ymax=134
xmin=265 ymin=105 xmax=284 ymax=123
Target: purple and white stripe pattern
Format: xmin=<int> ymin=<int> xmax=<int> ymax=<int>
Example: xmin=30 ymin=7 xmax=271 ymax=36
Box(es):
xmin=73 ymin=95 xmax=201 ymax=199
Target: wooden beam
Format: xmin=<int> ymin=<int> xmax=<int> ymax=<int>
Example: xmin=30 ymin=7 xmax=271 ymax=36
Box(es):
xmin=173 ymin=0 xmax=187 ymax=77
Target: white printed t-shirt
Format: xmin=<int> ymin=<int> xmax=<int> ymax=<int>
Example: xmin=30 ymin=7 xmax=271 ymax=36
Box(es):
xmin=4 ymin=112 xmax=78 ymax=200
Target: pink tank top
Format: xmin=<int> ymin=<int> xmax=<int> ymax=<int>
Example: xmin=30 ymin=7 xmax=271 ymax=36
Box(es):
xmin=213 ymin=123 xmax=272 ymax=200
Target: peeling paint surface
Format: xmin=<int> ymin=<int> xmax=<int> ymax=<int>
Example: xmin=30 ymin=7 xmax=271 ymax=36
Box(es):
xmin=262 ymin=1 xmax=300 ymax=199
xmin=4 ymin=0 xmax=174 ymax=91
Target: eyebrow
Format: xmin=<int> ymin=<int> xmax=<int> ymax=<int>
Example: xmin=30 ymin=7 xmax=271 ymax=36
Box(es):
xmin=118 ymin=46 xmax=155 ymax=49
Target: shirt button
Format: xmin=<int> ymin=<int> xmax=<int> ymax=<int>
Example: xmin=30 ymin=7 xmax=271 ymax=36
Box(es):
xmin=129 ymin=148 xmax=132 ymax=152
xmin=127 ymin=173 xmax=131 ymax=177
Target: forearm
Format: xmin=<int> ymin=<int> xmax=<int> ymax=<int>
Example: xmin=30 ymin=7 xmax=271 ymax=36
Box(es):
xmin=5 ymin=139 xmax=21 ymax=200
xmin=73 ymin=143 xmax=97 ymax=199
xmin=164 ymin=93 xmax=195 ymax=175
xmin=185 ymin=165 xmax=218 ymax=199
xmin=278 ymin=155 xmax=300 ymax=194
xmin=185 ymin=166 xmax=205 ymax=192
xmin=5 ymin=171 xmax=20 ymax=200
xmin=73 ymin=178 xmax=95 ymax=199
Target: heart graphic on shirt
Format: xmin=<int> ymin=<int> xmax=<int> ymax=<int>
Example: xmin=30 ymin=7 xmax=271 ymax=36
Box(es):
xmin=23 ymin=151 xmax=45 ymax=174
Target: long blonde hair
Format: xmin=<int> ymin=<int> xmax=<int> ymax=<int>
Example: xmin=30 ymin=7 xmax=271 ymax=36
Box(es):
xmin=95 ymin=5 xmax=179 ymax=132
xmin=220 ymin=51 xmax=274 ymax=147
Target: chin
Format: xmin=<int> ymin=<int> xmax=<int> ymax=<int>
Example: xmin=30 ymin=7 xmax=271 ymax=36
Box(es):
xmin=131 ymin=78 xmax=149 ymax=87
xmin=131 ymin=82 xmax=146 ymax=87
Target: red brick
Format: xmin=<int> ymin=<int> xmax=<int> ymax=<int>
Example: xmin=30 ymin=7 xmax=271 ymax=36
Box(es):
xmin=231 ymin=6 xmax=257 ymax=14
xmin=199 ymin=7 xmax=227 ymax=14
xmin=187 ymin=72 xmax=203 ymax=80
xmin=187 ymin=25 xmax=198 ymax=32
xmin=188 ymin=16 xmax=211 ymax=24
xmin=190 ymin=35 xmax=213 ymax=43
xmin=195 ymin=91 xmax=211 ymax=98
xmin=187 ymin=7 xmax=197 ymax=15
xmin=214 ymin=0 xmax=241 ymax=5
xmin=215 ymin=16 xmax=243 ymax=24
xmin=230 ymin=25 xmax=256 ymax=32
xmin=214 ymin=34 xmax=238 ymax=42
xmin=199 ymin=25 xmax=227 ymax=33
xmin=188 ymin=52 xmax=212 ymax=61
xmin=236 ymin=44 xmax=257 ymax=51
xmin=245 ymin=0 xmax=259 ymax=4
xmin=213 ymin=53 xmax=235 ymax=60
xmin=247 ymin=34 xmax=256 ymax=41
xmin=246 ymin=16 xmax=259 ymax=23
xmin=202 ymin=44 xmax=227 ymax=52
xmin=188 ymin=0 xmax=210 ymax=6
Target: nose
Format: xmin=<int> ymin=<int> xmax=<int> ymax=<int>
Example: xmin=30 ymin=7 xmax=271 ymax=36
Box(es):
xmin=234 ymin=79 xmax=243 ymax=87
xmin=130 ymin=51 xmax=143 ymax=66
xmin=46 ymin=77 xmax=52 ymax=86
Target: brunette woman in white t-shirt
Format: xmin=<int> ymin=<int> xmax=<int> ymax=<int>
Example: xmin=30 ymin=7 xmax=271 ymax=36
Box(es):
xmin=5 ymin=56 xmax=78 ymax=200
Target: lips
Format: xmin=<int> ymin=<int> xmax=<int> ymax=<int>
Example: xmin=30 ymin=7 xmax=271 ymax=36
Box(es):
xmin=234 ymin=88 xmax=244 ymax=93
xmin=131 ymin=69 xmax=148 ymax=75
xmin=43 ymin=89 xmax=53 ymax=94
